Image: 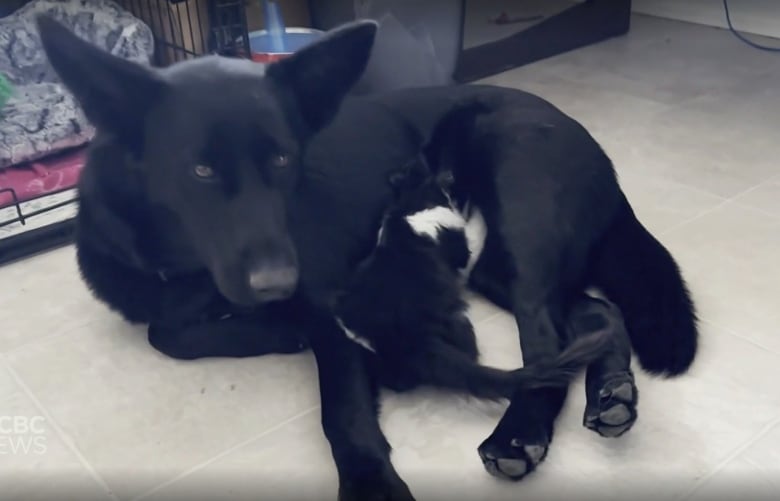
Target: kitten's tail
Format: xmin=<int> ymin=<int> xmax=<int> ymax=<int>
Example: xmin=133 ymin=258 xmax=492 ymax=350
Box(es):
xmin=423 ymin=328 xmax=611 ymax=400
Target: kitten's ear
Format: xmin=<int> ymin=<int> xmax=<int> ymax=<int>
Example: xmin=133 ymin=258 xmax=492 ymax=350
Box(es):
xmin=388 ymin=156 xmax=429 ymax=195
xmin=265 ymin=20 xmax=378 ymax=134
xmin=387 ymin=168 xmax=411 ymax=198
xmin=36 ymin=15 xmax=166 ymax=150
xmin=436 ymin=170 xmax=456 ymax=192
xmin=405 ymin=156 xmax=432 ymax=185
xmin=387 ymin=169 xmax=408 ymax=191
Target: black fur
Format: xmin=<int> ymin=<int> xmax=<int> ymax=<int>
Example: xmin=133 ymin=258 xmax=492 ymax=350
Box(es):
xmin=37 ymin=15 xmax=698 ymax=500
xmin=425 ymin=102 xmax=697 ymax=378
xmin=587 ymin=194 xmax=698 ymax=376
xmin=334 ymin=161 xmax=611 ymax=399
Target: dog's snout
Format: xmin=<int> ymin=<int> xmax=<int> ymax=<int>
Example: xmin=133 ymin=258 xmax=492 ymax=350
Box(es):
xmin=248 ymin=265 xmax=298 ymax=302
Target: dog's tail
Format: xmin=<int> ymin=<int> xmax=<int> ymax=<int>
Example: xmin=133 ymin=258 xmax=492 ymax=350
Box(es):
xmin=421 ymin=329 xmax=612 ymax=400
xmin=588 ymin=195 xmax=698 ymax=376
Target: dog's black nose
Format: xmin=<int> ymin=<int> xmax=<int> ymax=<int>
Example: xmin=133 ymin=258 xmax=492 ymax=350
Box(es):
xmin=247 ymin=266 xmax=298 ymax=302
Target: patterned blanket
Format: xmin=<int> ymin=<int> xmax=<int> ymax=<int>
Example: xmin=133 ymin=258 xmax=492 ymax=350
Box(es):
xmin=0 ymin=0 xmax=154 ymax=169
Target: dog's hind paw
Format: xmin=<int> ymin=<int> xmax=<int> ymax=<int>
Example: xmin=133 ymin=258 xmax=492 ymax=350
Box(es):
xmin=584 ymin=371 xmax=638 ymax=438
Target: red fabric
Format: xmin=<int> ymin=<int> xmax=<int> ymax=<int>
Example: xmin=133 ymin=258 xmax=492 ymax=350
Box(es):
xmin=0 ymin=147 xmax=86 ymax=208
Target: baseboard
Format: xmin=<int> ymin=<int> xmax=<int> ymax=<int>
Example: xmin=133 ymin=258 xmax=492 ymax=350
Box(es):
xmin=633 ymin=0 xmax=780 ymax=39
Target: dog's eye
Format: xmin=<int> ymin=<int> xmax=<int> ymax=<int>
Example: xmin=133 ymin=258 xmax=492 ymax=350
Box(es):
xmin=193 ymin=164 xmax=215 ymax=180
xmin=270 ymin=154 xmax=289 ymax=168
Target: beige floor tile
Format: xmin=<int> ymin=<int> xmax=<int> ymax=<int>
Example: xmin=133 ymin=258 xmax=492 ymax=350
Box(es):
xmin=139 ymin=410 xmax=333 ymax=501
xmin=0 ymin=360 xmax=112 ymax=501
xmin=4 ymin=321 xmax=319 ymax=500
xmin=0 ymin=246 xmax=103 ymax=354
xmin=617 ymin=170 xmax=725 ymax=235
xmin=663 ymin=203 xmax=780 ymax=354
xmin=687 ymin=420 xmax=780 ymax=501
xmin=733 ymin=178 xmax=780 ymax=218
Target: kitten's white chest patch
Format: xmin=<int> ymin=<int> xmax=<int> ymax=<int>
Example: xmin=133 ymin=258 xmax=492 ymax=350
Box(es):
xmin=462 ymin=207 xmax=487 ymax=278
xmin=335 ymin=317 xmax=376 ymax=353
xmin=405 ymin=206 xmax=466 ymax=240
xmin=403 ymin=203 xmax=488 ymax=280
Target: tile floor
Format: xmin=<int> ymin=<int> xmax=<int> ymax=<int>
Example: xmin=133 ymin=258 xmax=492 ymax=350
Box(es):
xmin=2 ymin=13 xmax=780 ymax=501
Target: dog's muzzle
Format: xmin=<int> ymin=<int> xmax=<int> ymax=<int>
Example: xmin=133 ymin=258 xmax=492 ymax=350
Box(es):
xmin=247 ymin=265 xmax=298 ymax=302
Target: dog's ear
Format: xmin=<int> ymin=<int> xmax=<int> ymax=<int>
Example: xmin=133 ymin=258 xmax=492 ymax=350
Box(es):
xmin=266 ymin=20 xmax=378 ymax=133
xmin=36 ymin=15 xmax=165 ymax=151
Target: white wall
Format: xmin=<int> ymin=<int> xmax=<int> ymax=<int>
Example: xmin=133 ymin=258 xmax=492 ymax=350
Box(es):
xmin=632 ymin=0 xmax=780 ymax=39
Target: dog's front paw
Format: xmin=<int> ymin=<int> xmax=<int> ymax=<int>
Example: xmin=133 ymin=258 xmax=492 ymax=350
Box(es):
xmin=339 ymin=469 xmax=415 ymax=501
xmin=478 ymin=433 xmax=549 ymax=481
xmin=477 ymin=388 xmax=560 ymax=481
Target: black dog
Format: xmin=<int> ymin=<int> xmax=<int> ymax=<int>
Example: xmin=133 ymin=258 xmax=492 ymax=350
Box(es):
xmin=333 ymin=159 xmax=611 ymax=398
xmin=37 ymin=16 xmax=698 ymax=501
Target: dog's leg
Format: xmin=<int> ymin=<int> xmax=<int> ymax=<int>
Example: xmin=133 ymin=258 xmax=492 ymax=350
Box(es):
xmin=147 ymin=305 xmax=309 ymax=360
xmin=569 ymin=295 xmax=638 ymax=438
xmin=468 ymin=189 xmax=581 ymax=480
xmin=308 ymin=310 xmax=414 ymax=501
xmin=477 ymin=293 xmax=569 ymax=481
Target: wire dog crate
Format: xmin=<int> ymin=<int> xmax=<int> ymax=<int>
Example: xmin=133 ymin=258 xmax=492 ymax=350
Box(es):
xmin=119 ymin=0 xmax=251 ymax=65
xmin=0 ymin=0 xmax=251 ymax=265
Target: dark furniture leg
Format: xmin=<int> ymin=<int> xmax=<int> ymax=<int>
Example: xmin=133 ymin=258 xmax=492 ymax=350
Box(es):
xmin=455 ymin=0 xmax=632 ymax=82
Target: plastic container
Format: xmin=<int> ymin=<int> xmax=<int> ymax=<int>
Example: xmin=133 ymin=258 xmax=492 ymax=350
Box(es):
xmin=248 ymin=28 xmax=324 ymax=63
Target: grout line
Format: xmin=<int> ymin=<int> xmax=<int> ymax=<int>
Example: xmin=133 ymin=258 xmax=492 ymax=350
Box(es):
xmin=699 ymin=319 xmax=780 ymax=357
xmin=717 ymin=174 xmax=780 ymax=218
xmin=0 ymin=354 xmax=121 ymax=501
xmin=132 ymin=405 xmax=320 ymax=501
xmin=659 ymin=172 xmax=780 ymax=237
xmin=729 ymin=199 xmax=780 ymax=221
xmin=622 ymin=171 xmax=732 ymax=204
xmin=2 ymin=318 xmax=98 ymax=358
xmin=724 ymin=177 xmax=777 ymax=202
xmin=680 ymin=184 xmax=730 ymax=202
xmin=676 ymin=416 xmax=780 ymax=501
xmin=660 ymin=199 xmax=732 ymax=236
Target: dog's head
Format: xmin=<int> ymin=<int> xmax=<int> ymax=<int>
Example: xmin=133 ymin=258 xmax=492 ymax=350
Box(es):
xmin=36 ymin=16 xmax=377 ymax=306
